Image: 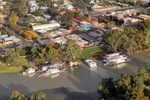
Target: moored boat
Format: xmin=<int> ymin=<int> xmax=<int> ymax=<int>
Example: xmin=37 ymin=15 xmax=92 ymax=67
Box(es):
xmin=84 ymin=59 xmax=97 ymax=68
xmin=39 ymin=64 xmax=66 ymax=77
xmin=102 ymin=52 xmax=131 ymax=66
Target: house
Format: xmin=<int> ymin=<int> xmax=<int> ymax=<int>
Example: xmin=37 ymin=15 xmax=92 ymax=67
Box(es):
xmin=64 ymin=4 xmax=74 ymax=10
xmin=131 ymin=0 xmax=150 ymax=3
xmin=44 ymin=14 xmax=51 ymax=19
xmin=111 ymin=27 xmax=122 ymax=30
xmin=3 ymin=36 xmax=20 ymax=44
xmin=39 ymin=6 xmax=48 ymax=11
xmin=43 ymin=28 xmax=70 ymax=38
xmin=123 ymin=17 xmax=142 ymax=25
xmin=63 ymin=0 xmax=72 ymax=5
xmin=51 ymin=37 xmax=67 ymax=45
xmin=33 ymin=16 xmax=47 ymax=22
xmin=66 ymin=34 xmax=88 ymax=47
xmin=78 ymin=21 xmax=93 ymax=31
xmin=32 ymin=20 xmax=60 ymax=32
xmin=0 ymin=35 xmax=8 ymax=39
xmin=137 ymin=14 xmax=150 ymax=20
xmin=90 ymin=21 xmax=99 ymax=27
xmin=95 ymin=29 xmax=105 ymax=35
xmin=80 ymin=33 xmax=101 ymax=46
xmin=91 ymin=5 xmax=120 ymax=12
xmin=0 ymin=0 xmax=6 ymax=10
xmin=88 ymin=32 xmax=101 ymax=38
xmin=38 ymin=39 xmax=52 ymax=46
xmin=29 ymin=0 xmax=38 ymax=13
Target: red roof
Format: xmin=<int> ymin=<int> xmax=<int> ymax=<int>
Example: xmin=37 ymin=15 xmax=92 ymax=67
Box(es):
xmin=72 ymin=18 xmax=84 ymax=23
xmin=90 ymin=21 xmax=99 ymax=25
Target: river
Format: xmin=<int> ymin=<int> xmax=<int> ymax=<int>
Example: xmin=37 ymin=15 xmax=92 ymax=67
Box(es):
xmin=0 ymin=51 xmax=150 ymax=100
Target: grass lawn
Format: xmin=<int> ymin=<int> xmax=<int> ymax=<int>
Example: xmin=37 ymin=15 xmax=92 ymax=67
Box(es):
xmin=0 ymin=64 xmax=23 ymax=74
xmin=0 ymin=57 xmax=30 ymax=74
xmin=98 ymin=2 xmax=108 ymax=6
xmin=75 ymin=46 xmax=105 ymax=61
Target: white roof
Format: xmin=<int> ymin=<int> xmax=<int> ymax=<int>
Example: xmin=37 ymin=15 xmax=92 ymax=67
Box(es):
xmin=32 ymin=21 xmax=60 ymax=31
xmin=52 ymin=37 xmax=67 ymax=44
xmin=3 ymin=36 xmax=16 ymax=42
xmin=0 ymin=35 xmax=8 ymax=39
xmin=64 ymin=4 xmax=74 ymax=10
xmin=80 ymin=21 xmax=92 ymax=26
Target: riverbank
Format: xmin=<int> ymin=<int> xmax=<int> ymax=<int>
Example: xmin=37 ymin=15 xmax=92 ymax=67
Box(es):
xmin=0 ymin=64 xmax=22 ymax=74
xmin=0 ymin=56 xmax=31 ymax=74
xmin=0 ymin=51 xmax=149 ymax=100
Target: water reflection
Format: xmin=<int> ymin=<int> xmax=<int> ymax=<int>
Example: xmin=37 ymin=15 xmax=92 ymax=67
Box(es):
xmin=89 ymin=67 xmax=97 ymax=72
xmin=50 ymin=74 xmax=60 ymax=79
xmin=108 ymin=63 xmax=127 ymax=69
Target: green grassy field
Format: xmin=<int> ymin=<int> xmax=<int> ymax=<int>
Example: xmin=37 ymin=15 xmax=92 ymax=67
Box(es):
xmin=98 ymin=2 xmax=108 ymax=6
xmin=0 ymin=64 xmax=23 ymax=74
xmin=75 ymin=46 xmax=104 ymax=61
xmin=0 ymin=57 xmax=30 ymax=74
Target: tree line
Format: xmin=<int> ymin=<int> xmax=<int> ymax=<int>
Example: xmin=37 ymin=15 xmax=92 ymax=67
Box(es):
xmin=97 ymin=65 xmax=150 ymax=100
xmin=30 ymin=39 xmax=82 ymax=65
xmin=2 ymin=39 xmax=81 ymax=66
xmin=9 ymin=90 xmax=46 ymax=100
xmin=104 ymin=20 xmax=150 ymax=54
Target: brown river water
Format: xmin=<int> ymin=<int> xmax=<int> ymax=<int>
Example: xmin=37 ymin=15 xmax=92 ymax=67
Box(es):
xmin=0 ymin=51 xmax=150 ymax=100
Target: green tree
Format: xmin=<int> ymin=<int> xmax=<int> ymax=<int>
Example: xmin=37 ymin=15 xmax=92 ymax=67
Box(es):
xmin=97 ymin=66 xmax=150 ymax=100
xmin=30 ymin=92 xmax=46 ymax=100
xmin=14 ymin=0 xmax=29 ymax=17
xmin=4 ymin=48 xmax=27 ymax=66
xmin=61 ymin=11 xmax=75 ymax=27
xmin=45 ymin=43 xmax=61 ymax=63
xmin=5 ymin=48 xmax=20 ymax=65
xmin=9 ymin=90 xmax=27 ymax=100
xmin=98 ymin=17 xmax=108 ymax=23
xmin=139 ymin=20 xmax=150 ymax=47
xmin=123 ymin=27 xmax=139 ymax=54
xmin=63 ymin=39 xmax=82 ymax=61
xmin=47 ymin=8 xmax=58 ymax=17
xmin=106 ymin=21 xmax=116 ymax=29
xmin=34 ymin=10 xmax=44 ymax=16
xmin=30 ymin=46 xmax=43 ymax=65
xmin=104 ymin=29 xmax=123 ymax=52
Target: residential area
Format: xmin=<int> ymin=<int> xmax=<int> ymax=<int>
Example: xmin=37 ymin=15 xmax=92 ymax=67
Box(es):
xmin=0 ymin=0 xmax=150 ymax=71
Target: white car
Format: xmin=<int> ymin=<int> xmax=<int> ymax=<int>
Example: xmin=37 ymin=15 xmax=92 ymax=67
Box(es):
xmin=84 ymin=59 xmax=97 ymax=68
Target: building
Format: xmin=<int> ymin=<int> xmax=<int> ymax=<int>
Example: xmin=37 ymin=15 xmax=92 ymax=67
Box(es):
xmin=32 ymin=20 xmax=60 ymax=32
xmin=137 ymin=14 xmax=150 ymax=20
xmin=29 ymin=0 xmax=39 ymax=13
xmin=0 ymin=0 xmax=6 ymax=10
xmin=64 ymin=4 xmax=74 ymax=10
xmin=66 ymin=34 xmax=88 ymax=47
xmin=90 ymin=21 xmax=99 ymax=27
xmin=91 ymin=5 xmax=120 ymax=12
xmin=43 ymin=28 xmax=70 ymax=38
xmin=3 ymin=36 xmax=20 ymax=44
xmin=38 ymin=39 xmax=52 ymax=46
xmin=123 ymin=17 xmax=142 ymax=25
xmin=51 ymin=37 xmax=67 ymax=45
xmin=130 ymin=0 xmax=150 ymax=3
xmin=78 ymin=21 xmax=93 ymax=31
